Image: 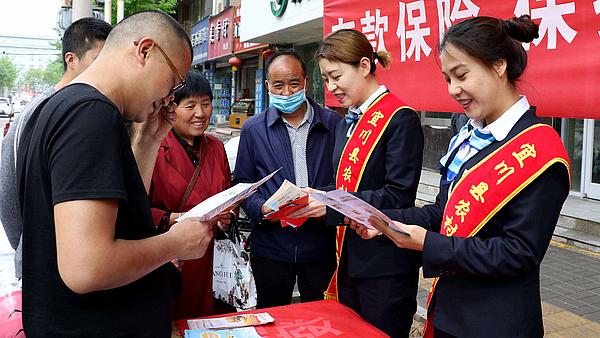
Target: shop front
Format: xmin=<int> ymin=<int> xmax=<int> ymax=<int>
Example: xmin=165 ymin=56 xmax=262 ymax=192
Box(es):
xmin=233 ymin=4 xmax=269 ymax=120
xmin=208 ymin=6 xmax=236 ymax=125
xmin=239 ymin=0 xmax=327 ymax=107
xmin=323 ymin=0 xmax=600 ymax=199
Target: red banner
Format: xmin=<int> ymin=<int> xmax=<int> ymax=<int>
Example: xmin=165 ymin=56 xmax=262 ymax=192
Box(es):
xmin=208 ymin=6 xmax=235 ymax=60
xmin=324 ymin=0 xmax=600 ymax=118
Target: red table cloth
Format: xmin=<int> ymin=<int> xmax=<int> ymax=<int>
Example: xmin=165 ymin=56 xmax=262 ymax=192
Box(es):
xmin=177 ymin=300 xmax=389 ymax=337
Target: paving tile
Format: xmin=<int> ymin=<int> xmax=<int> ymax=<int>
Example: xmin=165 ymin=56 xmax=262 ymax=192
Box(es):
xmin=583 ymin=311 xmax=600 ymax=323
xmin=571 ymin=290 xmax=598 ymax=300
xmin=571 ymin=305 xmax=600 ymax=316
xmin=547 ymin=322 xmax=600 ymax=337
xmin=544 ymin=310 xmax=589 ymax=332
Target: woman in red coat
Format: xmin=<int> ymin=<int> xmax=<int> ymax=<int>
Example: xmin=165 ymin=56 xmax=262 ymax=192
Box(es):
xmin=150 ymin=70 xmax=232 ymax=319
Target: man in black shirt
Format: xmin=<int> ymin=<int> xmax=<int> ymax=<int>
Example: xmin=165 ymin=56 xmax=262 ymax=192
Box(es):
xmin=17 ymin=11 xmax=214 ymax=337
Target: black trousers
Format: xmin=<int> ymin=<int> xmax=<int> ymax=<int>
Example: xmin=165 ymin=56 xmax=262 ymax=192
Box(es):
xmin=250 ymin=255 xmax=336 ymax=309
xmin=338 ymin=262 xmax=419 ymax=338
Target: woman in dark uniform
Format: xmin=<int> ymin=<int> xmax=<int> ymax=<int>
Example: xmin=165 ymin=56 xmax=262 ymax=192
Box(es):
xmin=289 ymin=29 xmax=424 ymax=338
xmin=351 ymin=15 xmax=570 ymax=338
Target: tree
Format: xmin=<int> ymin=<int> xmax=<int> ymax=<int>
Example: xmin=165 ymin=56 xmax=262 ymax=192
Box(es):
xmin=111 ymin=0 xmax=177 ymax=25
xmin=44 ymin=57 xmax=63 ymax=85
xmin=23 ymin=68 xmax=48 ymax=93
xmin=0 ymin=57 xmax=18 ymax=90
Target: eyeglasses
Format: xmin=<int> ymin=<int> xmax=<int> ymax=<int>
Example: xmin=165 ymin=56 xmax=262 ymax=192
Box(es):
xmin=134 ymin=40 xmax=186 ymax=97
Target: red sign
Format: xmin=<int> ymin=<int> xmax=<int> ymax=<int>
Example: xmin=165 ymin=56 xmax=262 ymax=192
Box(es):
xmin=208 ymin=6 xmax=235 ymax=60
xmin=324 ymin=0 xmax=600 ymax=118
xmin=234 ymin=5 xmax=269 ymax=54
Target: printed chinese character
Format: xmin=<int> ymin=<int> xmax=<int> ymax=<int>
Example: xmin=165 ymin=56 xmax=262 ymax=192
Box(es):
xmin=469 ymin=182 xmax=488 ymax=203
xmin=512 ymin=143 xmax=537 ymax=168
xmin=454 ymin=199 xmax=470 ymax=223
xmin=360 ymin=9 xmax=389 ymax=52
xmin=272 ymin=317 xmax=344 ymax=338
xmin=339 ymin=184 xmax=348 ymax=192
xmin=368 ymin=111 xmax=385 ymax=127
xmin=436 ymin=0 xmax=480 ymax=42
xmin=494 ymin=160 xmax=515 ymax=185
xmin=209 ymin=24 xmax=215 ymax=44
xmin=222 ymin=18 xmax=230 ymax=38
xmin=343 ymin=166 xmax=352 ymax=183
xmin=348 ymin=147 xmax=360 ymax=165
xmin=514 ymin=0 xmax=577 ymax=50
xmin=332 ymin=17 xmax=356 ymax=32
xmin=444 ymin=215 xmax=458 ymax=236
xmin=397 ymin=0 xmax=432 ymax=62
xmin=358 ymin=129 xmax=372 ymax=146
xmin=216 ymin=20 xmax=222 ymax=41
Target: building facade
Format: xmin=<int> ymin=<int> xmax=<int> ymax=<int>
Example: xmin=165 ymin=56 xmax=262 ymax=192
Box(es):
xmin=0 ymin=34 xmax=59 ymax=78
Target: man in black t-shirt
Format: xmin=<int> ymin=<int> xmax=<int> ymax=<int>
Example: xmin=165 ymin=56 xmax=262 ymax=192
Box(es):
xmin=17 ymin=11 xmax=214 ymax=337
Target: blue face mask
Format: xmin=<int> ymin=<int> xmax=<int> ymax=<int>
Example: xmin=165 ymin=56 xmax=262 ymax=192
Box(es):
xmin=268 ymin=89 xmax=306 ymax=114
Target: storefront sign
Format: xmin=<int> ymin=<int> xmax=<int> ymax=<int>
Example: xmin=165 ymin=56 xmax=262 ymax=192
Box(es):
xmin=208 ymin=7 xmax=235 ymax=60
xmin=240 ymin=0 xmax=324 ymax=44
xmin=191 ymin=16 xmax=210 ymax=65
xmin=234 ymin=6 xmax=268 ymax=53
xmin=271 ymin=0 xmax=303 ymax=17
xmin=255 ymin=68 xmax=265 ymax=114
xmin=324 ymin=0 xmax=600 ymax=118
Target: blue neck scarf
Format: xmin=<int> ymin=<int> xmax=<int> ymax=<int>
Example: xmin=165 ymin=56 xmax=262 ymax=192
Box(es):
xmin=440 ymin=123 xmax=496 ymax=182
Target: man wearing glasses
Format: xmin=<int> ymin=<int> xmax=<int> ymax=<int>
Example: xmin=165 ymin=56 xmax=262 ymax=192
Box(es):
xmin=16 ymin=10 xmax=213 ymax=336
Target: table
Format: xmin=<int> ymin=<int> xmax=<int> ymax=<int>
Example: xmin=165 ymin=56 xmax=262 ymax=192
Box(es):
xmin=177 ymin=300 xmax=389 ymax=337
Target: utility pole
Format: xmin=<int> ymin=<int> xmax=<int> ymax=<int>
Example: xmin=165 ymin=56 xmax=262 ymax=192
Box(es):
xmin=104 ymin=0 xmax=112 ymax=24
xmin=72 ymin=0 xmax=93 ymax=22
xmin=117 ymin=0 xmax=125 ymax=23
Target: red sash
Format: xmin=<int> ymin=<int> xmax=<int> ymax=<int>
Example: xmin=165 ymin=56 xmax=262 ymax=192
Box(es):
xmin=423 ymin=123 xmax=570 ymax=337
xmin=324 ymin=91 xmax=413 ymax=300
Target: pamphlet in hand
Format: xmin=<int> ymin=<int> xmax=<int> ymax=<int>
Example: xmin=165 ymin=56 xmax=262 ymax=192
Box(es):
xmin=263 ymin=180 xmax=309 ymax=228
xmin=178 ymin=168 xmax=281 ymax=222
xmin=311 ymin=190 xmax=409 ymax=235
xmin=187 ymin=313 xmax=275 ymax=330
xmin=184 ymin=327 xmax=263 ymax=338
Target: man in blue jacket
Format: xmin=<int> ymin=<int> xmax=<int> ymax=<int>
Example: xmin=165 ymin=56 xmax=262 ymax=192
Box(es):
xmin=233 ymin=49 xmax=340 ymax=308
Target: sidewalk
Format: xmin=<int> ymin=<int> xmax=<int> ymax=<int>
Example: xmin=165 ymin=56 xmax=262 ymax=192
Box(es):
xmin=411 ymin=241 xmax=600 ymax=337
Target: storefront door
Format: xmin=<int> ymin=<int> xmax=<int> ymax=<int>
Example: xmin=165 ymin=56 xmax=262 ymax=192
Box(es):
xmin=584 ymin=119 xmax=600 ymax=200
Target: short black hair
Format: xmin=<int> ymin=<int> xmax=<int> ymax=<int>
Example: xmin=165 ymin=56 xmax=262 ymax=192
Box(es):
xmin=264 ymin=49 xmax=307 ymax=79
xmin=107 ymin=10 xmax=192 ymax=63
xmin=173 ymin=69 xmax=213 ymax=104
xmin=62 ymin=17 xmax=112 ymax=71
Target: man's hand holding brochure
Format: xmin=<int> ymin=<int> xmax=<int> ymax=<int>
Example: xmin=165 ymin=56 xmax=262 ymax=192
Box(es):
xmin=177 ymin=168 xmax=281 ymax=222
xmin=262 ymin=180 xmax=309 ymax=228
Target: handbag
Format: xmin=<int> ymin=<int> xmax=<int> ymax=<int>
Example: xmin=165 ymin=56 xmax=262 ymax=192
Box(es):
xmin=212 ymin=219 xmax=257 ymax=310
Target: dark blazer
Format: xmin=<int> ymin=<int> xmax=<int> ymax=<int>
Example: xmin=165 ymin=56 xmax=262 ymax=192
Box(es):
xmin=327 ymin=92 xmax=424 ymax=278
xmin=233 ymin=98 xmax=341 ymax=263
xmin=385 ymin=109 xmax=570 ymax=337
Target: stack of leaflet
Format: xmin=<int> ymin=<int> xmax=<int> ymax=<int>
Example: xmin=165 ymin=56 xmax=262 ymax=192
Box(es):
xmin=185 ymin=313 xmax=275 ymax=338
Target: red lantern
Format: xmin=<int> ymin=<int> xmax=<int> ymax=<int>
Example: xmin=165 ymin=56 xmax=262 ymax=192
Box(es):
xmin=261 ymin=48 xmax=273 ymax=61
xmin=228 ymin=56 xmax=242 ymax=71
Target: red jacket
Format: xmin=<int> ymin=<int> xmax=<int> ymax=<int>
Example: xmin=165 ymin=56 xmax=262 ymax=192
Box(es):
xmin=150 ymin=131 xmax=230 ymax=319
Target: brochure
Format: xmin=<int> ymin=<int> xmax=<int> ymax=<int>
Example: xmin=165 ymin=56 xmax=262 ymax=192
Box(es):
xmin=178 ymin=169 xmax=281 ymax=222
xmin=263 ymin=180 xmax=309 ymax=227
xmin=187 ymin=313 xmax=275 ymax=330
xmin=184 ymin=327 xmax=263 ymax=338
xmin=311 ymin=190 xmax=409 ymax=235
